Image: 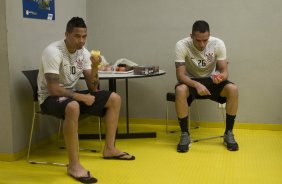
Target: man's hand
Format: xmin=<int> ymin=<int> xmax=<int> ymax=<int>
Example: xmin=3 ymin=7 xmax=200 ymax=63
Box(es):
xmin=73 ymin=93 xmax=95 ymax=106
xmin=83 ymin=93 xmax=95 ymax=106
xmin=211 ymin=73 xmax=224 ymax=84
xmin=195 ymin=82 xmax=211 ymax=96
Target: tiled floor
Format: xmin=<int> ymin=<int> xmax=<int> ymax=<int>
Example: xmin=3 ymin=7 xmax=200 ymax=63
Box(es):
xmin=0 ymin=124 xmax=282 ymax=184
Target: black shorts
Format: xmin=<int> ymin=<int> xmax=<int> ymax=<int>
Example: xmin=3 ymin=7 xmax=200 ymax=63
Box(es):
xmin=40 ymin=90 xmax=112 ymax=119
xmin=175 ymin=77 xmax=232 ymax=106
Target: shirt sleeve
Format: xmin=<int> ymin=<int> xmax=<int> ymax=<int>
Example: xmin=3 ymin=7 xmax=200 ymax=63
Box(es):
xmin=215 ymin=39 xmax=227 ymax=61
xmin=100 ymin=55 xmax=109 ymax=65
xmin=42 ymin=47 xmax=61 ymax=74
xmin=175 ymin=41 xmax=187 ymax=64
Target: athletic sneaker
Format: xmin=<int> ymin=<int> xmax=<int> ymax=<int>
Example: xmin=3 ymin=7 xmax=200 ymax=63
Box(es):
xmin=177 ymin=132 xmax=191 ymax=153
xmin=224 ymin=130 xmax=239 ymax=151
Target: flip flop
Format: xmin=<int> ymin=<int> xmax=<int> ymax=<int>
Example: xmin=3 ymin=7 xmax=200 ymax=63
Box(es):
xmin=103 ymin=152 xmax=135 ymax=160
xmin=69 ymin=171 xmax=97 ymax=183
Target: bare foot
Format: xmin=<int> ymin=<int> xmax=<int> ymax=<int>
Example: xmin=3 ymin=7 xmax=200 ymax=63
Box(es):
xmin=67 ymin=163 xmax=97 ymax=183
xmin=67 ymin=163 xmax=89 ymax=178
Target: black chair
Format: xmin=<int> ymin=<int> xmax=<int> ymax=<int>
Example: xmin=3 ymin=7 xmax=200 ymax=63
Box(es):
xmin=22 ymin=69 xmax=103 ymax=166
xmin=166 ymin=92 xmax=224 ymax=142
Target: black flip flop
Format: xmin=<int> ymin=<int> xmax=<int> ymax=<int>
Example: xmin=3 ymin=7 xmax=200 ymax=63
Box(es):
xmin=69 ymin=171 xmax=97 ymax=183
xmin=103 ymin=152 xmax=135 ymax=160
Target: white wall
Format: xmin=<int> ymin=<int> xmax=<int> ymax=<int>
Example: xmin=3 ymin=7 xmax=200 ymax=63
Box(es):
xmin=0 ymin=0 xmax=13 ymax=155
xmin=86 ymin=0 xmax=282 ymax=124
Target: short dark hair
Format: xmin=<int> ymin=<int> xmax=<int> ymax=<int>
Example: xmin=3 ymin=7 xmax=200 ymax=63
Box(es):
xmin=192 ymin=20 xmax=210 ymax=34
xmin=66 ymin=17 xmax=87 ymax=33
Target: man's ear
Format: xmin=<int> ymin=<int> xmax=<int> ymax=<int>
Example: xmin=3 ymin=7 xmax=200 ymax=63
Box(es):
xmin=190 ymin=33 xmax=193 ymax=39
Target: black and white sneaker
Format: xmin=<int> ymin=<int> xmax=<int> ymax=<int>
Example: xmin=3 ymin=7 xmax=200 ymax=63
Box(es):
xmin=177 ymin=132 xmax=191 ymax=153
xmin=224 ymin=130 xmax=239 ymax=151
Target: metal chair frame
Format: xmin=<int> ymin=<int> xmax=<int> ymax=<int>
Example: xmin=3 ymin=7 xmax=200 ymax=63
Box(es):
xmin=23 ymin=69 xmax=102 ymax=166
xmin=165 ymin=92 xmax=224 ymax=142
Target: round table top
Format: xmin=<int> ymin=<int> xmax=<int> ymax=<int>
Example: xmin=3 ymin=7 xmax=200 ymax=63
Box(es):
xmin=98 ymin=70 xmax=166 ymax=80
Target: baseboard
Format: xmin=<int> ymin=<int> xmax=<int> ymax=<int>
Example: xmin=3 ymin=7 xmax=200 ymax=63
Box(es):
xmin=0 ymin=149 xmax=26 ymax=162
xmin=129 ymin=118 xmax=282 ymax=131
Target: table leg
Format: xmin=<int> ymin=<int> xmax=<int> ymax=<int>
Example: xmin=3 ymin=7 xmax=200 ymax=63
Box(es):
xmin=108 ymin=79 xmax=116 ymax=92
xmin=125 ymin=78 xmax=129 ymax=133
xmin=116 ymin=78 xmax=156 ymax=138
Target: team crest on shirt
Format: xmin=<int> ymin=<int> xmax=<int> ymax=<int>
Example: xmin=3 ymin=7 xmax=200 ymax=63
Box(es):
xmin=206 ymin=52 xmax=214 ymax=63
xmin=76 ymin=56 xmax=84 ymax=69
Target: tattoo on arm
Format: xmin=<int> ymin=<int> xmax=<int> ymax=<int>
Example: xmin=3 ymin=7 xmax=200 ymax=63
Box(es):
xmin=92 ymin=75 xmax=99 ymax=85
xmin=91 ymin=72 xmax=99 ymax=84
xmin=64 ymin=89 xmax=74 ymax=98
xmin=90 ymin=73 xmax=100 ymax=91
xmin=92 ymin=80 xmax=99 ymax=86
xmin=45 ymin=73 xmax=60 ymax=84
xmin=175 ymin=62 xmax=185 ymax=68
xmin=45 ymin=73 xmax=74 ymax=98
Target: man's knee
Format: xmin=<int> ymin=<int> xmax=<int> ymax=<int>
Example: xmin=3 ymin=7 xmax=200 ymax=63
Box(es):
xmin=108 ymin=92 xmax=121 ymax=106
xmin=65 ymin=101 xmax=80 ymax=116
xmin=175 ymin=84 xmax=189 ymax=98
xmin=224 ymin=83 xmax=239 ymax=97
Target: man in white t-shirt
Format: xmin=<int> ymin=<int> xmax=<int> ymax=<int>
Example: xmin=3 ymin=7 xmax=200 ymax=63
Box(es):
xmin=174 ymin=20 xmax=239 ymax=153
xmin=38 ymin=17 xmax=135 ymax=183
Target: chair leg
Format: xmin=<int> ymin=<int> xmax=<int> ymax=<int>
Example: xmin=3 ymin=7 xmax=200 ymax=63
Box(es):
xmin=188 ymin=105 xmax=200 ymax=132
xmin=221 ymin=104 xmax=226 ymax=123
xmin=57 ymin=119 xmax=64 ymax=149
xmin=166 ymin=101 xmax=180 ymax=133
xmin=26 ymin=107 xmax=37 ymax=163
xmin=166 ymin=99 xmax=199 ymax=134
xmin=79 ymin=117 xmax=103 ymax=153
xmin=188 ymin=100 xmax=201 ymax=132
xmin=98 ymin=117 xmax=102 ymax=152
xmin=190 ymin=101 xmax=223 ymax=143
xmin=166 ymin=102 xmax=169 ymax=133
xmin=191 ymin=135 xmax=223 ymax=143
xmin=82 ymin=116 xmax=102 ymax=153
xmin=59 ymin=116 xmax=102 ymax=153
xmin=27 ymin=104 xmax=67 ymax=167
xmin=193 ymin=100 xmax=200 ymax=129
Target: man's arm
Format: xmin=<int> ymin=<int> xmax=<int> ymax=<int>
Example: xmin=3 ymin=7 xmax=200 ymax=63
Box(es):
xmin=216 ymin=60 xmax=229 ymax=81
xmin=175 ymin=62 xmax=199 ymax=88
xmin=83 ymin=68 xmax=99 ymax=92
xmin=175 ymin=62 xmax=211 ymax=96
xmin=45 ymin=73 xmax=94 ymax=106
xmin=83 ymin=53 xmax=101 ymax=92
xmin=213 ymin=38 xmax=228 ymax=82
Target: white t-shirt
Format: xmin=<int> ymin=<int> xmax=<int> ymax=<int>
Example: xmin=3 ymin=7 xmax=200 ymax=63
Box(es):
xmin=37 ymin=40 xmax=92 ymax=104
xmin=175 ymin=36 xmax=227 ymax=77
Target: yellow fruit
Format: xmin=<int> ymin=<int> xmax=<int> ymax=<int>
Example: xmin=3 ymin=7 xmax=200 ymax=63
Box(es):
xmin=91 ymin=50 xmax=101 ymax=69
xmin=91 ymin=50 xmax=101 ymax=57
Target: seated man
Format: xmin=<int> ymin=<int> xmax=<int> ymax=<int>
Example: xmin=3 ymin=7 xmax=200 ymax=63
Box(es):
xmin=174 ymin=20 xmax=239 ymax=153
xmin=37 ymin=17 xmax=135 ymax=183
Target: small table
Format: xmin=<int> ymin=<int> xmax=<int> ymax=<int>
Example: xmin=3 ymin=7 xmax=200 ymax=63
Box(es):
xmin=79 ymin=70 xmax=166 ymax=139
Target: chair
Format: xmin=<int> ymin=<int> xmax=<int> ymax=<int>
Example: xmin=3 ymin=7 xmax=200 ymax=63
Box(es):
xmin=165 ymin=92 xmax=224 ymax=142
xmin=22 ymin=69 xmax=103 ymax=166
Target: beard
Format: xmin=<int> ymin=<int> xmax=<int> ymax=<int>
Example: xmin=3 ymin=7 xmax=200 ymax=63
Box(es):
xmin=76 ymin=44 xmax=84 ymax=50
